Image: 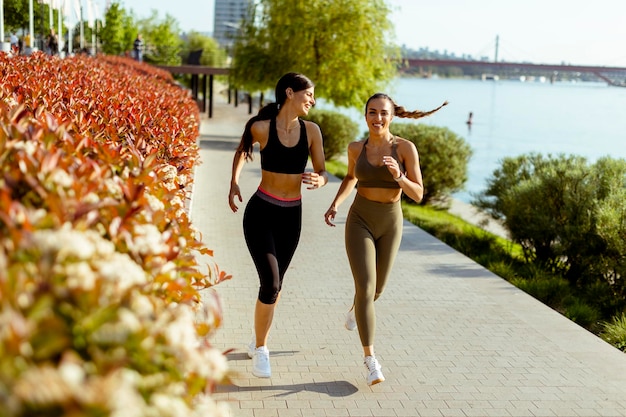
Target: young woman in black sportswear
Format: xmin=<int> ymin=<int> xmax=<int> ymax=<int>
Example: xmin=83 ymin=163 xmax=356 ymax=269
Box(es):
xmin=228 ymin=73 xmax=328 ymax=378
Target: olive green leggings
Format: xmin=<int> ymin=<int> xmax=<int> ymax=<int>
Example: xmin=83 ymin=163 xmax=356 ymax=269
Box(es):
xmin=345 ymin=193 xmax=403 ymax=347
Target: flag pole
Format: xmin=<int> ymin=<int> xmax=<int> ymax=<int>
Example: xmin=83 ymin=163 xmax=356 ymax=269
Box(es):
xmin=57 ymin=0 xmax=64 ymax=55
xmin=0 ymin=0 xmax=6 ymax=53
xmin=78 ymin=0 xmax=83 ymax=50
xmin=29 ymin=0 xmax=35 ymax=48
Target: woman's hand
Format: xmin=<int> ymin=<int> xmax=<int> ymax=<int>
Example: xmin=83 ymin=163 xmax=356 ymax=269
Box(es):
xmin=228 ymin=183 xmax=242 ymax=212
xmin=382 ymin=155 xmax=403 ymax=180
xmin=324 ymin=206 xmax=337 ymax=227
xmin=302 ymin=171 xmax=325 ymax=190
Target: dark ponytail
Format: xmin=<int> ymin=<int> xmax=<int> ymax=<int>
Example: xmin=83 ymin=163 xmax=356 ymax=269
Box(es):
xmin=237 ymin=103 xmax=280 ymax=160
xmin=237 ymin=73 xmax=314 ymax=161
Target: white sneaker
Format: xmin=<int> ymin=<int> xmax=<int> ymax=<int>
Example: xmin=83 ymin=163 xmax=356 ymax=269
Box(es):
xmin=345 ymin=308 xmax=357 ymax=331
xmin=364 ymin=355 xmax=385 ymax=386
xmin=252 ymin=346 xmax=271 ymax=378
xmin=246 ymin=337 xmax=256 ymax=359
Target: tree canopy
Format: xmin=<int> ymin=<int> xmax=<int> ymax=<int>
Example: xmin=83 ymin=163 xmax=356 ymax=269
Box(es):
xmin=3 ymin=0 xmax=57 ymax=36
xmin=230 ymin=0 xmax=399 ymax=109
xmin=137 ymin=11 xmax=184 ymax=65
xmin=99 ymin=2 xmax=134 ymax=55
xmin=100 ymin=3 xmax=183 ymax=65
xmin=180 ymin=31 xmax=227 ymax=66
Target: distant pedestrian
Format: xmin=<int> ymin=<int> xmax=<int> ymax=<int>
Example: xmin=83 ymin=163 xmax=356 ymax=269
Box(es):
xmin=46 ymin=29 xmax=59 ymax=56
xmin=228 ymin=73 xmax=328 ymax=379
xmin=133 ymin=34 xmax=143 ymax=61
xmin=10 ymin=32 xmax=19 ymax=54
xmin=324 ymin=93 xmax=447 ymax=386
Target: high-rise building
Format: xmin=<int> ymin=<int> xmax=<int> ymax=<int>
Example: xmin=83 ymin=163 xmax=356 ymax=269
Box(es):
xmin=213 ymin=0 xmax=251 ymax=50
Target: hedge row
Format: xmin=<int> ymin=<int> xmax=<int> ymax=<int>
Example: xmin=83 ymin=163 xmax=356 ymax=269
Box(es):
xmin=0 ymin=53 xmax=230 ymax=417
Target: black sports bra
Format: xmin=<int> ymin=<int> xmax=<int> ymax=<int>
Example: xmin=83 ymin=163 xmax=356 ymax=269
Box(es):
xmin=260 ymin=118 xmax=309 ymax=174
xmin=354 ymin=137 xmax=405 ymax=189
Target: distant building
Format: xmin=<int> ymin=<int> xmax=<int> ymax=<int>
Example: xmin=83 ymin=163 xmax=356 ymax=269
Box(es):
xmin=213 ymin=0 xmax=251 ymax=50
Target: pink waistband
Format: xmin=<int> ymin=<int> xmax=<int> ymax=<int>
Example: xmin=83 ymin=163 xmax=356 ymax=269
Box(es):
xmin=258 ymin=187 xmax=301 ymax=202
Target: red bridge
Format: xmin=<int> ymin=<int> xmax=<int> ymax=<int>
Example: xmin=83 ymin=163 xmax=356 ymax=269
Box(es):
xmin=402 ymin=58 xmax=626 ymax=86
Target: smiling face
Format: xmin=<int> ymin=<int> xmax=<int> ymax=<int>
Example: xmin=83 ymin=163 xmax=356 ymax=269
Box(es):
xmin=365 ymin=97 xmax=394 ymax=134
xmin=288 ymin=87 xmax=316 ymax=116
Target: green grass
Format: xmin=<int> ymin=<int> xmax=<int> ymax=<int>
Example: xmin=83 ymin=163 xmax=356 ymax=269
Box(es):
xmin=600 ymin=313 xmax=626 ymax=352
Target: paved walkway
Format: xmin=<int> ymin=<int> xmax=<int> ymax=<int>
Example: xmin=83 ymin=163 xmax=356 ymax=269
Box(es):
xmin=190 ymin=96 xmax=626 ymax=417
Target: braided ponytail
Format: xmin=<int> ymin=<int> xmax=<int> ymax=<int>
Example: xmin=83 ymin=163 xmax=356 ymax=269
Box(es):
xmin=365 ymin=93 xmax=448 ymax=120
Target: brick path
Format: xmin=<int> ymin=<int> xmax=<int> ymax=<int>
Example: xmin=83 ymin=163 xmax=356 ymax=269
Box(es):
xmin=190 ymin=97 xmax=626 ymax=417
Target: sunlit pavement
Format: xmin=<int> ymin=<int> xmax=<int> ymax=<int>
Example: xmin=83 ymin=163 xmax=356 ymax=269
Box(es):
xmin=191 ymin=94 xmax=626 ymax=417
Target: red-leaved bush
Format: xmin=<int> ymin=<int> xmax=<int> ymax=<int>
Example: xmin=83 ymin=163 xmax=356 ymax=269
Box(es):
xmin=0 ymin=52 xmax=231 ymax=417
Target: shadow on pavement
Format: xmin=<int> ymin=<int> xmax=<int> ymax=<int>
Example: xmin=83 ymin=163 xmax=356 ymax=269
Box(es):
xmin=198 ymin=136 xmax=240 ymax=151
xmin=215 ymin=380 xmax=358 ymax=398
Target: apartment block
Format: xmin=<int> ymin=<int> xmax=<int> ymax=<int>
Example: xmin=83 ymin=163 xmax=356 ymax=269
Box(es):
xmin=213 ymin=0 xmax=251 ymax=49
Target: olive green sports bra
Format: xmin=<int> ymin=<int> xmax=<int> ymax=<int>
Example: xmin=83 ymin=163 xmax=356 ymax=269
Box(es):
xmin=354 ymin=137 xmax=405 ymax=189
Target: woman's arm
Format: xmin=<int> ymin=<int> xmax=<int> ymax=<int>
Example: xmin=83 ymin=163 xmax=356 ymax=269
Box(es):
xmin=228 ymin=121 xmax=264 ymax=212
xmin=228 ymin=149 xmax=247 ymax=212
xmin=303 ymin=121 xmax=328 ymax=189
xmin=391 ymin=139 xmax=424 ymax=203
xmin=324 ymin=142 xmax=361 ymax=226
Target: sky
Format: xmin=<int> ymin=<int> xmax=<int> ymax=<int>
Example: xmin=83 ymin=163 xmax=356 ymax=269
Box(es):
xmin=116 ymin=0 xmax=626 ymax=67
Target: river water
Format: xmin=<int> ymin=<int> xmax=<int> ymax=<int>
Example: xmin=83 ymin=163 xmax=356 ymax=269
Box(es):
xmin=323 ymin=77 xmax=626 ymax=203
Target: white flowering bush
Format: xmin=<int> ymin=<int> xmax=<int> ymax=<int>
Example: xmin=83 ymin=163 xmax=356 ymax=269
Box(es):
xmin=0 ymin=53 xmax=231 ymax=416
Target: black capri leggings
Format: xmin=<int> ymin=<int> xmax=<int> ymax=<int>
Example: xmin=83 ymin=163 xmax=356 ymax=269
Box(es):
xmin=243 ymin=188 xmax=302 ymax=304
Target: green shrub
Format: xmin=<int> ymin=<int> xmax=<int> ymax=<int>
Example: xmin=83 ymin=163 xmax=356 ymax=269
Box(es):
xmin=474 ymin=153 xmax=593 ymax=270
xmin=390 ymin=123 xmax=472 ymax=206
xmin=563 ymin=299 xmax=601 ymax=330
xmin=473 ymin=153 xmax=626 ymax=304
xmin=600 ymin=312 xmax=626 ymax=352
xmin=509 ymin=276 xmax=571 ymax=307
xmin=579 ymin=280 xmax=623 ymax=319
xmin=517 ymin=262 xmax=553 ymax=281
xmin=304 ymin=109 xmax=359 ymax=161
xmin=484 ymin=260 xmax=518 ymax=281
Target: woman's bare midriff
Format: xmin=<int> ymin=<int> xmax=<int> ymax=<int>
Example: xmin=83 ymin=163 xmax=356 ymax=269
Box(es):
xmin=259 ymin=170 xmax=303 ymax=199
xmin=357 ymin=187 xmax=402 ymax=204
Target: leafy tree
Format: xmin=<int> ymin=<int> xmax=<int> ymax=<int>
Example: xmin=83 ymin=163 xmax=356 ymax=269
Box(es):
xmin=180 ymin=31 xmax=227 ymax=66
xmin=137 ymin=11 xmax=183 ymax=65
xmin=4 ymin=0 xmax=52 ymax=39
xmin=3 ymin=0 xmax=28 ymax=31
xmin=121 ymin=14 xmax=137 ymax=53
xmin=176 ymin=32 xmax=228 ymax=89
xmin=231 ymin=0 xmax=399 ymax=108
xmin=100 ymin=2 xmax=134 ymax=55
